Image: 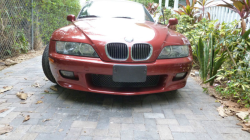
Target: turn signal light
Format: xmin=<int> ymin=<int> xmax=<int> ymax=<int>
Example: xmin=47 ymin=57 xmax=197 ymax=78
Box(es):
xmin=48 ymin=57 xmax=54 ymax=63
xmin=60 ymin=70 xmax=77 ymax=79
xmin=173 ymin=72 xmax=187 ymax=81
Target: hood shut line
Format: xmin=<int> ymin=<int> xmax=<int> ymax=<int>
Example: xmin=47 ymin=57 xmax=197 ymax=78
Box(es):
xmin=71 ymin=21 xmax=95 ymax=47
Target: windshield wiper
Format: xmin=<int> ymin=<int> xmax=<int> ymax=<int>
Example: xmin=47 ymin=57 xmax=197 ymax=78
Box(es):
xmin=78 ymin=15 xmax=99 ymax=18
xmin=113 ymin=16 xmax=133 ymax=19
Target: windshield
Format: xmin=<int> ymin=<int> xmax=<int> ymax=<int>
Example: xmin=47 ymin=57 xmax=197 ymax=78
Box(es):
xmin=78 ymin=1 xmax=154 ymax=22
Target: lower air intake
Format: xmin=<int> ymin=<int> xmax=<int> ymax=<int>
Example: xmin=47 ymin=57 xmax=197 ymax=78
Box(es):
xmin=91 ymin=74 xmax=160 ymax=88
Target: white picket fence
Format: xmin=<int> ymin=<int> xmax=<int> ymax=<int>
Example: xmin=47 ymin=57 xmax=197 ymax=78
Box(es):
xmin=162 ymin=0 xmax=250 ymax=30
xmin=204 ymin=6 xmax=250 ymax=30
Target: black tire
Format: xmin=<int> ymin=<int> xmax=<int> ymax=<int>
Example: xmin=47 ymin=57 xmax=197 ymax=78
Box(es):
xmin=42 ymin=45 xmax=56 ymax=83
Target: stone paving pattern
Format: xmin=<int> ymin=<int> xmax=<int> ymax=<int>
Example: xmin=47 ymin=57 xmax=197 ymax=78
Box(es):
xmin=0 ymin=56 xmax=249 ymax=140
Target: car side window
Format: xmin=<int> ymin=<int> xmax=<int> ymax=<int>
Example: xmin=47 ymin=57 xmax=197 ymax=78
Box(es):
xmin=78 ymin=2 xmax=92 ymax=17
xmin=143 ymin=6 xmax=154 ymax=22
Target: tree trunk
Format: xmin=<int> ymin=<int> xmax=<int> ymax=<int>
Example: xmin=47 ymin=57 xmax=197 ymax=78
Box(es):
xmin=241 ymin=18 xmax=246 ymax=36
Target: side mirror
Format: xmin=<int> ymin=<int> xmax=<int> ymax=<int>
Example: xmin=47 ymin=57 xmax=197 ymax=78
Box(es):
xmin=168 ymin=18 xmax=178 ymax=26
xmin=67 ymin=15 xmax=76 ymax=22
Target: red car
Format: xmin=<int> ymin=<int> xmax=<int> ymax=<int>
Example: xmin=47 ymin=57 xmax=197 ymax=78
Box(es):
xmin=42 ymin=0 xmax=193 ymax=95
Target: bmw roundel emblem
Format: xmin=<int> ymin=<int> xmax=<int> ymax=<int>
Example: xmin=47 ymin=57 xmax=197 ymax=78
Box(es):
xmin=124 ymin=37 xmax=134 ymax=43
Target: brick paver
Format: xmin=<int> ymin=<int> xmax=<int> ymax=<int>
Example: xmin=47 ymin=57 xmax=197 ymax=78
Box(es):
xmin=0 ymin=56 xmax=249 ymax=140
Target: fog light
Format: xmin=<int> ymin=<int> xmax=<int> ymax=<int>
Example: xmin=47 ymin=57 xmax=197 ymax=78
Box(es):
xmin=60 ymin=70 xmax=75 ymax=79
xmin=173 ymin=72 xmax=187 ymax=81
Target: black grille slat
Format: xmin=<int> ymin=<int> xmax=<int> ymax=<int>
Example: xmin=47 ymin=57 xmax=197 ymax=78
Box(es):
xmin=91 ymin=74 xmax=160 ymax=88
xmin=132 ymin=44 xmax=151 ymax=60
xmin=106 ymin=43 xmax=128 ymax=60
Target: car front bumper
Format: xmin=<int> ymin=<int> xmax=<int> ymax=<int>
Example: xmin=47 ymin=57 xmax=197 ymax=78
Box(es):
xmin=49 ymin=53 xmax=193 ymax=95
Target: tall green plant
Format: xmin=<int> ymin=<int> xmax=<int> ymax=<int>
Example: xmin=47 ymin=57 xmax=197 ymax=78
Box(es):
xmin=196 ymin=37 xmax=209 ymax=82
xmin=195 ymin=35 xmax=226 ymax=84
xmin=204 ymin=34 xmax=226 ymax=85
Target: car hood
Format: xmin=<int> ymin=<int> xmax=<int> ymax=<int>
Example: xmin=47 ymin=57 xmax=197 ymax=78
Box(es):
xmin=52 ymin=18 xmax=188 ymax=62
xmin=74 ymin=18 xmax=159 ymax=42
xmin=53 ymin=18 xmax=185 ymax=44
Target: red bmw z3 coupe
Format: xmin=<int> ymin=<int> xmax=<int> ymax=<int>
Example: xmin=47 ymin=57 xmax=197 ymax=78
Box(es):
xmin=42 ymin=0 xmax=193 ymax=95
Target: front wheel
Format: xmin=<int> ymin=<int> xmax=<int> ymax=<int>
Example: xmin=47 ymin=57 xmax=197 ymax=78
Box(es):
xmin=42 ymin=45 xmax=56 ymax=83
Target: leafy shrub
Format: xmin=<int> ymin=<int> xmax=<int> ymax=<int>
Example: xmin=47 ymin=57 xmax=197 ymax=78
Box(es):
xmin=14 ymin=29 xmax=29 ymax=53
xmin=145 ymin=0 xmax=250 ymax=106
xmin=175 ymin=15 xmax=241 ymax=67
xmin=214 ymin=31 xmax=250 ymax=106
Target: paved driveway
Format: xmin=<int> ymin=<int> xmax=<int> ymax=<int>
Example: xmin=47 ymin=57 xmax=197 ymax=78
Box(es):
xmin=0 ymin=56 xmax=249 ymax=140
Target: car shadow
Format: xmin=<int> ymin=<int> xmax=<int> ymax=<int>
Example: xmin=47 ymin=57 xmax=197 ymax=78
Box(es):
xmin=48 ymin=84 xmax=181 ymax=108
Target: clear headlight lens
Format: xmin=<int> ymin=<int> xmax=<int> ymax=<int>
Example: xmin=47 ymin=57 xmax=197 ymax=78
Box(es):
xmin=158 ymin=45 xmax=189 ymax=59
xmin=56 ymin=41 xmax=99 ymax=57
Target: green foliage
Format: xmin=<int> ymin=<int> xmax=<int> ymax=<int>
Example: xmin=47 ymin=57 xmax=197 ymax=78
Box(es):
xmin=0 ymin=0 xmax=31 ymax=57
xmin=193 ymin=34 xmax=226 ymax=84
xmin=158 ymin=8 xmax=176 ymax=24
xmin=218 ymin=0 xmax=250 ymax=19
xmin=214 ymin=29 xmax=250 ymax=106
xmin=196 ymin=37 xmax=207 ymax=82
xmin=217 ymin=0 xmax=250 ymax=35
xmin=197 ymin=0 xmax=214 ymax=20
xmin=202 ymin=87 xmax=209 ymax=93
xmin=174 ymin=0 xmax=198 ymax=22
xmin=176 ymin=16 xmax=241 ymax=66
xmin=0 ymin=0 xmax=80 ymax=58
xmin=175 ymin=13 xmax=249 ymax=105
xmin=14 ymin=29 xmax=29 ymax=53
xmin=142 ymin=0 xmax=250 ymax=106
xmin=168 ymin=0 xmax=175 ymax=7
xmin=215 ymin=64 xmax=250 ymax=106
xmin=28 ymin=0 xmax=81 ymax=45
xmin=204 ymin=34 xmax=227 ymax=86
xmin=135 ymin=0 xmax=174 ymax=7
xmin=133 ymin=0 xmax=154 ymax=6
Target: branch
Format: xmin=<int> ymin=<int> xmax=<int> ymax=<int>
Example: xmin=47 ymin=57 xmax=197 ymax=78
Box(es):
xmin=225 ymin=46 xmax=237 ymax=66
xmin=0 ymin=18 xmax=6 ymax=39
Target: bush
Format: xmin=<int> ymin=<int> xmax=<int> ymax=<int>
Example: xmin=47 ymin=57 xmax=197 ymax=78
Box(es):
xmin=172 ymin=10 xmax=250 ymax=106
xmin=215 ymin=33 xmax=250 ymax=107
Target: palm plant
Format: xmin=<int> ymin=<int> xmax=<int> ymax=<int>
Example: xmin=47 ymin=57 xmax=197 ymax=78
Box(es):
xmin=217 ymin=0 xmax=250 ymax=35
xmin=197 ymin=0 xmax=214 ymax=20
xmin=174 ymin=0 xmax=198 ymax=19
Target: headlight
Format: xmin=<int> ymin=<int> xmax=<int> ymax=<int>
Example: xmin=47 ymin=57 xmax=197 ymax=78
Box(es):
xmin=158 ymin=45 xmax=189 ymax=59
xmin=56 ymin=41 xmax=99 ymax=57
